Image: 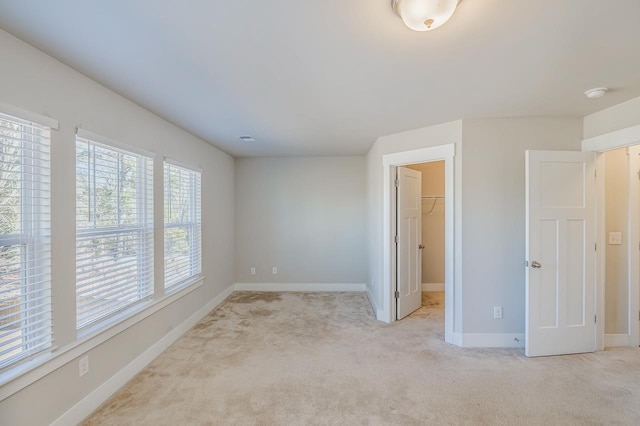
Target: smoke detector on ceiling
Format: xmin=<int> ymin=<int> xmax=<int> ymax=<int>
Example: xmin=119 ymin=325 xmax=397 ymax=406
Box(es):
xmin=584 ymin=87 xmax=608 ymax=99
xmin=238 ymin=135 xmax=255 ymax=142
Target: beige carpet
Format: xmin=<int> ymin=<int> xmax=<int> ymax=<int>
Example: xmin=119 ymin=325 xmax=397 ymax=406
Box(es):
xmin=83 ymin=291 xmax=640 ymax=425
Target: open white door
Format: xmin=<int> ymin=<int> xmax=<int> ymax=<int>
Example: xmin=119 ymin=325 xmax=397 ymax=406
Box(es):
xmin=525 ymin=150 xmax=596 ymax=357
xmin=397 ymin=167 xmax=422 ymax=319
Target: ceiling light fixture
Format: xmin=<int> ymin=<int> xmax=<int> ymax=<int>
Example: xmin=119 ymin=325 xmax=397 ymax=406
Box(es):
xmin=584 ymin=87 xmax=608 ymax=99
xmin=391 ymin=0 xmax=459 ymax=32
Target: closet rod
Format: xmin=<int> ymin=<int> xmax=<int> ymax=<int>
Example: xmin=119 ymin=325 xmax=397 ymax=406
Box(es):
xmin=421 ymin=196 xmax=445 ymax=199
xmin=423 ymin=196 xmax=443 ymax=215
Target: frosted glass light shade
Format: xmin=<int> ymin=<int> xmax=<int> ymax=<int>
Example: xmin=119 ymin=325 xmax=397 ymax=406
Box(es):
xmin=392 ymin=0 xmax=458 ymax=32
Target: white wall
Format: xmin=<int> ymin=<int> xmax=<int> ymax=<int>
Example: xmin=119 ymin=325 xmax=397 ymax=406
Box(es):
xmin=406 ymin=162 xmax=445 ymax=285
xmin=0 ymin=29 xmax=235 ymax=425
xmin=235 ymin=157 xmax=366 ymax=285
xmin=604 ymin=148 xmax=629 ymax=334
xmin=583 ymin=96 xmax=640 ymax=139
xmin=461 ymin=118 xmax=583 ymax=334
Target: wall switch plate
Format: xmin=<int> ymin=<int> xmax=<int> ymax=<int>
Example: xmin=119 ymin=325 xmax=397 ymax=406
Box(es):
xmin=250 ymin=267 xmax=256 ymax=275
xmin=609 ymin=232 xmax=622 ymax=245
xmin=79 ymin=356 xmax=89 ymax=377
xmin=493 ymin=306 xmax=503 ymax=319
xmin=272 ymin=267 xmax=278 ymax=275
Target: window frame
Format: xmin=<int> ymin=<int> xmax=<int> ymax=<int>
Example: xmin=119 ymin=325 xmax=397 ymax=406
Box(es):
xmin=74 ymin=129 xmax=155 ymax=333
xmin=0 ymin=111 xmax=54 ymax=372
xmin=163 ymin=158 xmax=202 ymax=292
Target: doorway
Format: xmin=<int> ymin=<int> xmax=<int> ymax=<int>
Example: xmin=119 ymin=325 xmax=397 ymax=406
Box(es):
xmin=398 ymin=161 xmax=446 ymax=321
xmin=382 ymin=143 xmax=458 ymax=344
xmin=600 ymin=146 xmax=640 ymax=348
xmin=582 ymin=129 xmax=640 ymax=349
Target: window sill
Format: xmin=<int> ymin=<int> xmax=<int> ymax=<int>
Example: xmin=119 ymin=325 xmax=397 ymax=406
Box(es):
xmin=164 ymin=274 xmax=204 ymax=296
xmin=0 ymin=276 xmax=204 ymax=401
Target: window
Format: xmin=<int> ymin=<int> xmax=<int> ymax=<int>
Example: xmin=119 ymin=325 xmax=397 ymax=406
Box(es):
xmin=164 ymin=160 xmax=201 ymax=291
xmin=76 ymin=133 xmax=154 ymax=330
xmin=0 ymin=112 xmax=52 ymax=369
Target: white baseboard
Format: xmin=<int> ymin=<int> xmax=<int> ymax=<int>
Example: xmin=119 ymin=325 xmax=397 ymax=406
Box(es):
xmin=422 ymin=283 xmax=444 ymax=292
xmin=364 ymin=287 xmax=386 ymax=321
xmin=605 ymin=334 xmax=631 ymax=348
xmin=234 ymin=283 xmax=366 ymax=292
xmin=365 ymin=287 xmax=377 ymax=313
xmin=452 ymin=332 xmax=463 ymax=347
xmin=460 ymin=333 xmax=525 ymax=348
xmin=52 ymin=284 xmax=235 ymax=426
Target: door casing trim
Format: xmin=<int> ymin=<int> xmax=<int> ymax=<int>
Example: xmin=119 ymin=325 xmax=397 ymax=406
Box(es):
xmin=583 ymin=128 xmax=640 ymax=349
xmin=381 ymin=143 xmax=458 ymax=345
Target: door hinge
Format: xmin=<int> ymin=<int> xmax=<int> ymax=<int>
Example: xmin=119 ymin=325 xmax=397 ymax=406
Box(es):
xmin=395 ymin=291 xmax=400 ymax=299
xmin=595 ymin=314 xmax=597 ymax=324
xmin=524 ymin=260 xmax=529 ymax=267
xmin=395 ymin=178 xmax=400 ymax=187
xmin=394 ymin=235 xmax=399 ymax=244
xmin=595 ymin=243 xmax=597 ymax=251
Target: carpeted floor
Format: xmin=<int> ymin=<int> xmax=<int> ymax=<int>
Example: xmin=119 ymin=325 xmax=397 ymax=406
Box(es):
xmin=83 ymin=291 xmax=640 ymax=425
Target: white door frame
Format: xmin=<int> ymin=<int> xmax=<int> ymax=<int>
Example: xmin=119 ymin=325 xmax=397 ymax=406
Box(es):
xmin=583 ymin=126 xmax=640 ymax=349
xmin=382 ymin=143 xmax=458 ymax=344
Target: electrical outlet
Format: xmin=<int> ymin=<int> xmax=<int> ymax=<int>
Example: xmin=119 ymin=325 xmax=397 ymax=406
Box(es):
xmin=250 ymin=267 xmax=256 ymax=275
xmin=609 ymin=232 xmax=622 ymax=245
xmin=79 ymin=356 xmax=89 ymax=377
xmin=272 ymin=267 xmax=278 ymax=275
xmin=493 ymin=306 xmax=503 ymax=319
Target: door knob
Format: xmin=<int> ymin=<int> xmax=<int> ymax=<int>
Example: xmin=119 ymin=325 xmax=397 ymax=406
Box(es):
xmin=531 ymin=261 xmax=542 ymax=268
xmin=418 ymin=244 xmax=425 ymax=249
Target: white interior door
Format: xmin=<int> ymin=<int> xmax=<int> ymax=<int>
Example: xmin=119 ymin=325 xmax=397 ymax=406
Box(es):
xmin=525 ymin=150 xmax=596 ymax=357
xmin=397 ymin=167 xmax=422 ymax=319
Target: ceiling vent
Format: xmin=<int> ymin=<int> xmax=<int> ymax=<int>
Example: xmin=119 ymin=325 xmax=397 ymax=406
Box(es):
xmin=238 ymin=135 xmax=255 ymax=142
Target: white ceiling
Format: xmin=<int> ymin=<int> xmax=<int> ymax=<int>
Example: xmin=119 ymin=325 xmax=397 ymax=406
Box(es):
xmin=0 ymin=0 xmax=639 ymax=157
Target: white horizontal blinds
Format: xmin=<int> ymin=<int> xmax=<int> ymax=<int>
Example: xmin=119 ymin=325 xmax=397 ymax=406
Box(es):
xmin=76 ymin=136 xmax=154 ymax=330
xmin=164 ymin=161 xmax=201 ymax=291
xmin=0 ymin=112 xmax=52 ymax=370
